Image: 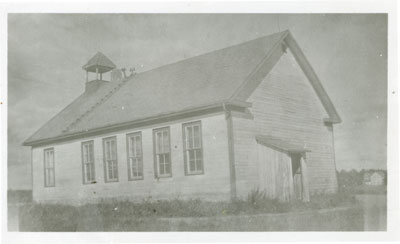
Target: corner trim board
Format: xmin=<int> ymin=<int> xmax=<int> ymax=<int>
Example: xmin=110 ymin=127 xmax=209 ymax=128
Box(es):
xmin=224 ymin=104 xmax=237 ymax=200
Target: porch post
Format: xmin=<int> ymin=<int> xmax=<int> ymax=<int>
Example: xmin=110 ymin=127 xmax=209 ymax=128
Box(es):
xmin=300 ymin=155 xmax=310 ymax=202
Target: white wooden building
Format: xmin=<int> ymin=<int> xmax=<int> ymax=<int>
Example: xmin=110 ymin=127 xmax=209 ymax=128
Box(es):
xmin=364 ymin=171 xmax=385 ymax=186
xmin=24 ymin=30 xmax=341 ymax=204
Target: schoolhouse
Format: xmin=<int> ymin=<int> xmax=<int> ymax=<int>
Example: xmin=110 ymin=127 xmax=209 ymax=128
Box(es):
xmin=24 ymin=30 xmax=341 ymax=204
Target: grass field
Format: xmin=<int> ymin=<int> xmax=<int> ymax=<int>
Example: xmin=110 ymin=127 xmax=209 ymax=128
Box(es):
xmin=9 ymin=170 xmax=386 ymax=231
xmin=339 ymin=185 xmax=387 ymax=195
xmin=16 ymin=191 xmax=362 ymax=231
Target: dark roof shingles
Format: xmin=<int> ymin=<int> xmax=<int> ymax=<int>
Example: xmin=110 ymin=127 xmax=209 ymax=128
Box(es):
xmin=25 ymin=31 xmax=287 ymax=144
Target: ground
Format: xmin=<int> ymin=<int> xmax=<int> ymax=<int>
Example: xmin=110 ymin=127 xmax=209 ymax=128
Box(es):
xmin=7 ymin=186 xmax=387 ymax=231
xmin=356 ymin=194 xmax=387 ymax=231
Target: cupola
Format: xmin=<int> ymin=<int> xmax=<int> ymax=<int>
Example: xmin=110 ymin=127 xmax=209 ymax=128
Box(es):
xmin=82 ymin=52 xmax=116 ymax=93
xmin=82 ymin=52 xmax=116 ymax=82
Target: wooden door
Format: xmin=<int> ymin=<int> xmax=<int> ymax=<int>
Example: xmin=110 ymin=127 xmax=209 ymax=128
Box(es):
xmin=291 ymin=153 xmax=310 ymax=202
xmin=291 ymin=154 xmax=303 ymax=200
xmin=257 ymin=144 xmax=294 ymax=202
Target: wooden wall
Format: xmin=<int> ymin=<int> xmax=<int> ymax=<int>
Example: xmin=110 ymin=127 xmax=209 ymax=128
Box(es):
xmin=232 ymin=50 xmax=338 ymax=198
xmin=31 ymin=113 xmax=231 ymax=204
xmin=256 ymin=144 xmax=294 ymax=201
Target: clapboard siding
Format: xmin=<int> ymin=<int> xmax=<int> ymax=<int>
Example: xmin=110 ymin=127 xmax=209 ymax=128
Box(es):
xmin=232 ymin=50 xmax=338 ymax=198
xmin=257 ymin=144 xmax=294 ymax=201
xmin=31 ymin=113 xmax=231 ymax=204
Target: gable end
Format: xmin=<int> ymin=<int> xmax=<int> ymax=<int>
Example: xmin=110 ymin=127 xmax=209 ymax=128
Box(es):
xmin=230 ymin=30 xmax=341 ymax=124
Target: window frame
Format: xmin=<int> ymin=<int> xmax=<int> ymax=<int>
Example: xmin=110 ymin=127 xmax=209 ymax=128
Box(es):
xmin=153 ymin=126 xmax=172 ymax=178
xmin=81 ymin=140 xmax=96 ymax=184
xmin=182 ymin=121 xmax=204 ymax=175
xmin=102 ymin=136 xmax=119 ymax=183
xmin=126 ymin=131 xmax=144 ymax=181
xmin=43 ymin=147 xmax=55 ymax=187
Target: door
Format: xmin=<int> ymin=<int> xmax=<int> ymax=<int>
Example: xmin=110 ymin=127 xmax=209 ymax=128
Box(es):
xmin=291 ymin=154 xmax=303 ymax=200
xmin=291 ymin=153 xmax=310 ymax=202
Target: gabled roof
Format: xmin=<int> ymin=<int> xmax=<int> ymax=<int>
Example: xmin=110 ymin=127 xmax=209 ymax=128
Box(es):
xmin=82 ymin=52 xmax=117 ymax=73
xmin=256 ymin=135 xmax=311 ymax=154
xmin=24 ymin=30 xmax=341 ymax=146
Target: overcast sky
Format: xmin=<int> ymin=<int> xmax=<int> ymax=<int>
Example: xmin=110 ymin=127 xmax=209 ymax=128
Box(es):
xmin=7 ymin=14 xmax=387 ymax=189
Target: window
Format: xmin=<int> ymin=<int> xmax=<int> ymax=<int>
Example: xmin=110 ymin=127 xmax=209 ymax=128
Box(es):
xmin=127 ymin=132 xmax=143 ymax=180
xmin=153 ymin=127 xmax=171 ymax=177
xmin=103 ymin=136 xmax=118 ymax=182
xmin=82 ymin=141 xmax=95 ymax=184
xmin=44 ymin=148 xmax=55 ymax=187
xmin=183 ymin=121 xmax=204 ymax=175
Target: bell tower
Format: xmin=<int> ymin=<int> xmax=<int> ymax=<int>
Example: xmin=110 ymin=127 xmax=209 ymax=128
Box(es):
xmin=82 ymin=52 xmax=116 ymax=82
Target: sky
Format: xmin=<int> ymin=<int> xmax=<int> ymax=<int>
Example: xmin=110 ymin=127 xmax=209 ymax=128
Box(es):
xmin=7 ymin=14 xmax=387 ymax=189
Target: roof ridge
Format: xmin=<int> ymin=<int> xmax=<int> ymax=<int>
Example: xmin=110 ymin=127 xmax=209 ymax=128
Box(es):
xmin=62 ymin=77 xmax=132 ymax=133
xmin=131 ymin=30 xmax=289 ymax=78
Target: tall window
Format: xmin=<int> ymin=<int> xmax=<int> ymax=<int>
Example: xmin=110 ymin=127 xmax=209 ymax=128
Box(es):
xmin=127 ymin=132 xmax=143 ymax=180
xmin=153 ymin=127 xmax=171 ymax=177
xmin=82 ymin=141 xmax=95 ymax=184
xmin=44 ymin=148 xmax=55 ymax=187
xmin=183 ymin=121 xmax=204 ymax=175
xmin=103 ymin=136 xmax=118 ymax=182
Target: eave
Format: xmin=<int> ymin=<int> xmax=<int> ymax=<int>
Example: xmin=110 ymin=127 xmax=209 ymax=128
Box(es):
xmin=23 ymin=100 xmax=251 ymax=147
xmin=256 ymin=135 xmax=311 ymax=154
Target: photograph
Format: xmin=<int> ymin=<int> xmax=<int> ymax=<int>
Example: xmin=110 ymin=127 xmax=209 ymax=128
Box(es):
xmin=5 ymin=12 xmax=389 ymax=234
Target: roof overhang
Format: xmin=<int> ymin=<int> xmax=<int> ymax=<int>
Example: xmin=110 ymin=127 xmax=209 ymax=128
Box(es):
xmin=255 ymin=135 xmax=311 ymax=154
xmin=23 ymin=100 xmax=250 ymax=147
xmin=83 ymin=65 xmax=115 ymax=74
xmin=323 ymin=117 xmax=341 ymax=124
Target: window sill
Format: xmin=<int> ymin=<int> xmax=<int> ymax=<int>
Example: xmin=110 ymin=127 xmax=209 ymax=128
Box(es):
xmin=186 ymin=171 xmax=204 ymax=176
xmin=129 ymin=177 xmax=144 ymax=181
xmin=83 ymin=181 xmax=97 ymax=185
xmin=156 ymin=174 xmax=172 ymax=179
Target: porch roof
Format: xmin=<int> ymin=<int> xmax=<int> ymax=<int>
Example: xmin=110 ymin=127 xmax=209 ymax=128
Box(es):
xmin=255 ymin=135 xmax=311 ymax=154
